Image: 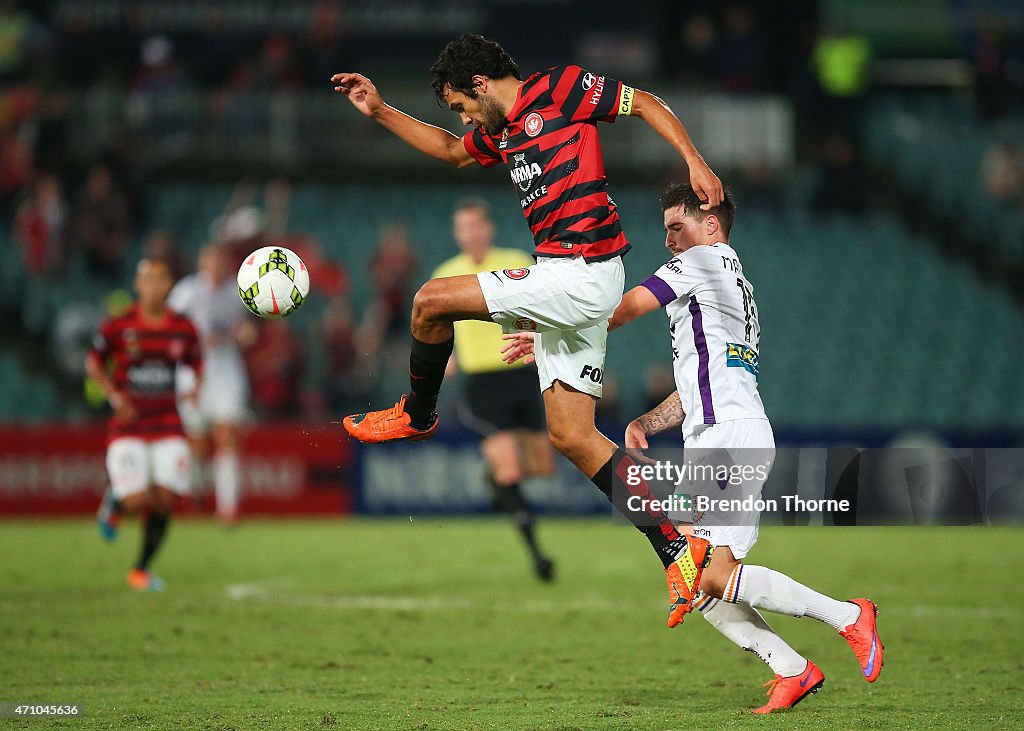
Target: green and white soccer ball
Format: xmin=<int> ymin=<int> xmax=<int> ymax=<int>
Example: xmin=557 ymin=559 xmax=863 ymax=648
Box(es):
xmin=237 ymin=246 xmax=310 ymax=319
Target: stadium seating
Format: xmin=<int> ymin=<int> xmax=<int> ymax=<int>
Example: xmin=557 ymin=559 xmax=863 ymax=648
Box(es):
xmin=8 ymin=183 xmax=1024 ymax=433
xmin=866 ymin=92 xmax=1024 ymax=264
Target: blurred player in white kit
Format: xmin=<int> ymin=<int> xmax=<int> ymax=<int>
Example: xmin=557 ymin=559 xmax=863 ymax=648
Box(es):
xmin=168 ymin=244 xmax=251 ymax=522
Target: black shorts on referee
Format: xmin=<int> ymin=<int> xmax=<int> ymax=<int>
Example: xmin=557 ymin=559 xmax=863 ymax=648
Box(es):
xmin=458 ymin=366 xmax=545 ymax=436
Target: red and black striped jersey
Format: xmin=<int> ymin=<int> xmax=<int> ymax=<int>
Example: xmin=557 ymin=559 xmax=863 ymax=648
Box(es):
xmin=88 ymin=304 xmax=202 ymax=441
xmin=462 ymin=65 xmax=637 ymax=262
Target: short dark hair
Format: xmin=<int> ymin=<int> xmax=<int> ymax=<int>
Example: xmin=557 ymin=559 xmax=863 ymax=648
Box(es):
xmin=138 ymin=255 xmax=177 ymax=280
xmin=453 ymin=197 xmax=491 ymax=217
xmin=430 ymin=34 xmax=522 ymax=104
xmin=659 ymin=182 xmax=736 ymax=236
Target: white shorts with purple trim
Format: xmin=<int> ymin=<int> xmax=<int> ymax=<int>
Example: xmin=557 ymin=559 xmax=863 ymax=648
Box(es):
xmin=676 ymin=418 xmax=775 ymax=559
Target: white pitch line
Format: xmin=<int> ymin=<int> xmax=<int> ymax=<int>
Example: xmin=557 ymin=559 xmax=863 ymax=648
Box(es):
xmin=225 ymin=578 xmax=621 ymax=613
xmin=224 ymin=579 xmax=1022 ymax=618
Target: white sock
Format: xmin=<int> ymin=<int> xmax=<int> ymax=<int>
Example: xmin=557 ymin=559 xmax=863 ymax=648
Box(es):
xmin=698 ymin=595 xmax=807 ymax=677
xmin=213 ymin=451 xmax=241 ymax=519
xmin=724 ymin=565 xmax=860 ymax=630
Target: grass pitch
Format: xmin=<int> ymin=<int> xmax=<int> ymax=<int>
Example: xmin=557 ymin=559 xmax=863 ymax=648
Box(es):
xmin=1 ymin=518 xmax=1022 ymax=729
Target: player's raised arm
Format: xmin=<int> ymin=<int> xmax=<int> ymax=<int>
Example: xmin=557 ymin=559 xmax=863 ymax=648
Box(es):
xmin=608 ymin=285 xmax=663 ymax=333
xmin=628 ymin=90 xmax=723 ymax=210
xmin=332 ymin=72 xmax=475 ymax=168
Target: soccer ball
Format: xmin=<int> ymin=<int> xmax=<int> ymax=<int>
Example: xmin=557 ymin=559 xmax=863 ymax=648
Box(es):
xmin=237 ymin=246 xmax=310 ymax=319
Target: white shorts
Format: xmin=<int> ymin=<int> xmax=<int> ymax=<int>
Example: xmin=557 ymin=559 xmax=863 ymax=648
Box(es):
xmin=178 ymin=362 xmax=248 ymax=435
xmin=106 ymin=436 xmax=191 ymax=499
xmin=477 ymin=255 xmax=624 ymax=398
xmin=680 ymin=418 xmax=775 ymax=559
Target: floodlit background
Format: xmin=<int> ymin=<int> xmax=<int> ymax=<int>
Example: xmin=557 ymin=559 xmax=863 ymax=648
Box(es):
xmin=1 ymin=2 xmax=1023 ymax=727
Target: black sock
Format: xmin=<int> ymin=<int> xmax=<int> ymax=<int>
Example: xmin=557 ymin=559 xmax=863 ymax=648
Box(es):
xmin=488 ymin=472 xmax=544 ymax=561
xmin=136 ymin=511 xmax=170 ymax=571
xmin=405 ymin=335 xmax=454 ymax=429
xmin=591 ymin=449 xmax=686 ymax=569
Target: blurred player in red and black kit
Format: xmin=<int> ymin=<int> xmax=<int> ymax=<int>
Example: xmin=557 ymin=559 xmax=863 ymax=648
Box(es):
xmin=88 ymin=257 xmax=202 ymax=592
xmin=333 ymin=34 xmax=723 ymax=622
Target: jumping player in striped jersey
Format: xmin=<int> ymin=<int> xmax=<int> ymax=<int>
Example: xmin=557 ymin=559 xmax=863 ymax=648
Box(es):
xmin=88 ymin=257 xmax=202 ymax=591
xmin=612 ymin=184 xmax=883 ymax=712
xmin=333 ymin=34 xmax=722 ymax=619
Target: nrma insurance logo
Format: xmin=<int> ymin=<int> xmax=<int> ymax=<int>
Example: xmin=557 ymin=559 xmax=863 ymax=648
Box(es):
xmin=726 ymin=342 xmax=759 ymax=378
xmin=510 ymin=152 xmax=543 ymax=192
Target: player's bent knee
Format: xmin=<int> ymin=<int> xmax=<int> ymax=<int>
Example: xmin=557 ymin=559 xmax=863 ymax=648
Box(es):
xmin=492 ymin=466 xmax=524 ymax=486
xmin=119 ymin=492 xmax=149 ymax=514
xmin=546 ymin=428 xmax=583 ymax=462
xmin=411 ymin=281 xmax=447 ymax=325
xmin=700 ymin=564 xmax=732 ymax=599
xmin=150 ymin=487 xmax=176 ymax=514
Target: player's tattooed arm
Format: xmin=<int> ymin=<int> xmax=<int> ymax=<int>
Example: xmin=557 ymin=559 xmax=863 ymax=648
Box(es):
xmin=638 ymin=391 xmax=686 ymax=436
xmin=624 ymin=391 xmax=684 ymax=464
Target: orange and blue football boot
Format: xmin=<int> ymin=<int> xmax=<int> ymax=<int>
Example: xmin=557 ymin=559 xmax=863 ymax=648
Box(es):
xmin=753 ymin=660 xmax=825 ymax=714
xmin=343 ymin=395 xmax=438 ymax=444
xmin=96 ymin=488 xmax=121 ymax=542
xmin=127 ymin=569 xmax=166 ymax=592
xmin=665 ymin=535 xmax=714 ymax=628
xmin=839 ymin=598 xmax=884 ymax=682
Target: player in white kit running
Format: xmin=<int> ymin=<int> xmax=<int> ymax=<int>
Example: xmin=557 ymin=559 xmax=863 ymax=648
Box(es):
xmin=611 ymin=183 xmax=883 ymax=712
xmin=168 ymin=244 xmax=251 ymax=522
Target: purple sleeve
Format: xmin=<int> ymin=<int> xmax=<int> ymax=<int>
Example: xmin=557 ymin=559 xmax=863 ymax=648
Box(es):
xmin=640 ymin=275 xmax=678 ymax=307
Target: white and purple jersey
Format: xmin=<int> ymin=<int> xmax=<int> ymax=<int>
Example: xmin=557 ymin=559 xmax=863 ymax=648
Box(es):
xmin=640 ymin=242 xmax=767 ymax=439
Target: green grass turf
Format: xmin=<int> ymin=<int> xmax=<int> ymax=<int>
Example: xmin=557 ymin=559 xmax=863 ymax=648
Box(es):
xmin=1 ymin=519 xmax=1022 ymax=729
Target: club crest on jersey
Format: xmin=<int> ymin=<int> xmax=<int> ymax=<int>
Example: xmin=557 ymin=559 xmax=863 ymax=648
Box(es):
xmin=503 ymin=267 xmax=530 ymax=280
xmin=524 ymin=112 xmax=544 ymax=137
xmin=510 ymin=152 xmax=543 ymax=193
xmin=123 ymin=331 xmax=141 ymax=357
xmin=726 ymin=342 xmax=759 ymax=378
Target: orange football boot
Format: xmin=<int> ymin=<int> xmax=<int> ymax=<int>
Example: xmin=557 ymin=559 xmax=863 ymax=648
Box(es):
xmin=753 ymin=660 xmax=825 ymax=714
xmin=127 ymin=569 xmax=166 ymax=592
xmin=839 ymin=598 xmax=884 ymax=682
xmin=342 ymin=395 xmax=439 ymax=444
xmin=665 ymin=535 xmax=714 ymax=628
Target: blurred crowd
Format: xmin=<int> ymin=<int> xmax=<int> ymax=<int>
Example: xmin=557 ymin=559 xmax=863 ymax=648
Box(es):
xmin=3 ymin=0 xmax=1024 ymax=422
xmin=35 ymin=172 xmax=422 ymax=422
